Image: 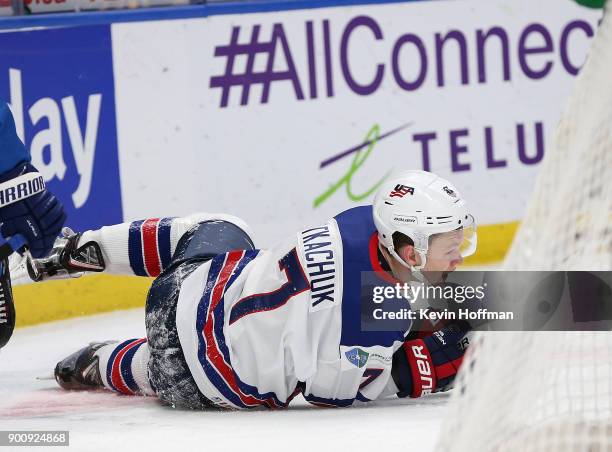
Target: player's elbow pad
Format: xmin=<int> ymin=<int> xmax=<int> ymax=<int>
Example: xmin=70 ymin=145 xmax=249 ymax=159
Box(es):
xmin=391 ymin=322 xmax=470 ymax=398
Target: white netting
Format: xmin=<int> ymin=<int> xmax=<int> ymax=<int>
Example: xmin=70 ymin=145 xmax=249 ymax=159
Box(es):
xmin=435 ymin=2 xmax=612 ymax=451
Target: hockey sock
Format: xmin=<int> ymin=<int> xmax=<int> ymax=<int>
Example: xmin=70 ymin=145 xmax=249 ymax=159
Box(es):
xmin=78 ymin=217 xmax=176 ymax=277
xmin=95 ymin=339 xmax=155 ymax=396
xmin=78 ymin=213 xmax=252 ymax=277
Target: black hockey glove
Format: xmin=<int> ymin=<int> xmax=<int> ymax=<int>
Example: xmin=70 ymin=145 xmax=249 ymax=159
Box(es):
xmin=392 ymin=321 xmax=471 ymax=398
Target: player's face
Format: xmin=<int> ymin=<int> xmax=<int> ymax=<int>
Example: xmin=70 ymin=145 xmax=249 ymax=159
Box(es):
xmin=422 ymin=229 xmax=465 ymax=272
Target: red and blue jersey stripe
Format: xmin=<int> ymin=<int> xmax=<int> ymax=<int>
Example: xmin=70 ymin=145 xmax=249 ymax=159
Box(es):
xmin=228 ymin=248 xmax=310 ymax=325
xmin=195 ymin=250 xmax=288 ymax=409
xmin=106 ymin=338 xmax=147 ymax=395
xmin=128 ymin=217 xmax=174 ymax=277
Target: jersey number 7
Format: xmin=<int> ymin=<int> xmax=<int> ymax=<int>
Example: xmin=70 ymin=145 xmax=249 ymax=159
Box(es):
xmin=229 ymin=248 xmax=310 ymax=325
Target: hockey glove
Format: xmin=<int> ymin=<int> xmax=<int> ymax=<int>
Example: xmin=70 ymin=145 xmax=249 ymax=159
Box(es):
xmin=392 ymin=321 xmax=471 ymax=398
xmin=0 ymin=163 xmax=66 ymax=258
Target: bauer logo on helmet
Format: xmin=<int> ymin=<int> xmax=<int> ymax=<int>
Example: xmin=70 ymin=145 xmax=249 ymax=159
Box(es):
xmin=392 ymin=215 xmax=418 ymax=225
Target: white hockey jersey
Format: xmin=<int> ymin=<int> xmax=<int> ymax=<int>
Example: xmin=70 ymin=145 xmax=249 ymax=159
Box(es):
xmin=173 ymin=206 xmax=410 ymax=409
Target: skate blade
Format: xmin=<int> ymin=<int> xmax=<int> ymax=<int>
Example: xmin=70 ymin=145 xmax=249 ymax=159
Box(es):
xmin=35 ymin=374 xmax=55 ymax=381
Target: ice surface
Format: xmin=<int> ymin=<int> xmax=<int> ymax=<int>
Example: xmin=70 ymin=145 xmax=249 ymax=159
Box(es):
xmin=1 ymin=309 xmax=445 ymax=452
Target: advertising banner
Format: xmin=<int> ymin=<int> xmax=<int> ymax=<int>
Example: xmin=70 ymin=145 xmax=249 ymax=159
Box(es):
xmin=0 ymin=25 xmax=123 ymax=232
xmin=0 ymin=0 xmax=603 ymax=326
xmin=111 ymin=0 xmax=601 ymax=258
xmin=0 ymin=0 xmax=602 ymax=258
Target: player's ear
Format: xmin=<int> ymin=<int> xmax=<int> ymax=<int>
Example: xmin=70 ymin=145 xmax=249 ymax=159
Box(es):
xmin=397 ymin=245 xmax=419 ymax=267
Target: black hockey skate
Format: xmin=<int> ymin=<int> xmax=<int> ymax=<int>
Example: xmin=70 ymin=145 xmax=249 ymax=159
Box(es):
xmin=54 ymin=342 xmax=113 ymax=390
xmin=26 ymin=227 xmax=105 ymax=282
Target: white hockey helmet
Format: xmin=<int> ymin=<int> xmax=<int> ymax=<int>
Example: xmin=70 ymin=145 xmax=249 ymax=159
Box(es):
xmin=373 ymin=170 xmax=477 ymax=269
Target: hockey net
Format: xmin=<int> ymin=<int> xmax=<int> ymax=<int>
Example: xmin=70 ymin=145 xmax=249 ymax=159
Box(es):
xmin=435 ymin=2 xmax=612 ymax=451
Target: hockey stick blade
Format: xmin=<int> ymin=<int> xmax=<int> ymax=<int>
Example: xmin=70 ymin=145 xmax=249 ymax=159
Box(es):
xmin=0 ymin=233 xmax=27 ymax=261
xmin=0 ymin=233 xmax=26 ymax=349
xmin=0 ymin=258 xmax=16 ymax=349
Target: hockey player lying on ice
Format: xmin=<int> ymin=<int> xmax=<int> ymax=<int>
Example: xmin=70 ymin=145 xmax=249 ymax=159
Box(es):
xmin=34 ymin=171 xmax=477 ymax=410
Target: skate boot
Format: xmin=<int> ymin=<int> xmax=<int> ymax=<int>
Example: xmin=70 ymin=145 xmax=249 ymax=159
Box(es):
xmin=54 ymin=342 xmax=115 ymax=390
xmin=27 ymin=227 xmax=105 ymax=282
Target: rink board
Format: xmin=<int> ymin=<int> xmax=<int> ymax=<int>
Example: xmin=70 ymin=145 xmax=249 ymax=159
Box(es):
xmin=1 ymin=0 xmax=600 ymax=325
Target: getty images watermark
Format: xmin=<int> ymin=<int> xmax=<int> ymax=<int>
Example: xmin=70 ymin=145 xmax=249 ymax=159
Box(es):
xmin=370 ymin=281 xmax=505 ymax=322
xmin=361 ymin=271 xmax=612 ymax=332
